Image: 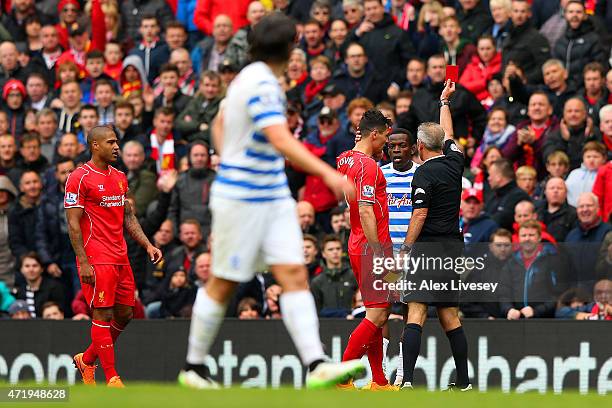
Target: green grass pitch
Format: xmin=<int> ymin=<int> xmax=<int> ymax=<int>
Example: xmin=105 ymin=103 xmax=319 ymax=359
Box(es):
xmin=10 ymin=385 xmax=612 ymax=408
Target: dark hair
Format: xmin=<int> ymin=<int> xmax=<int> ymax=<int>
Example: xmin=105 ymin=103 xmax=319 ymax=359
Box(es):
xmin=20 ymin=133 xmax=41 ymax=147
xmin=322 ymin=234 xmax=342 ymax=249
xmin=396 ymin=90 xmax=413 ymax=100
xmin=389 ymin=127 xmax=414 ymax=144
xmin=55 ymin=156 xmax=75 ymax=168
xmin=490 ymin=228 xmax=512 ymax=241
xmin=20 ymin=251 xmax=42 ymax=269
xmin=26 ymin=72 xmax=47 ymax=85
xmin=159 ymin=63 xmax=180 ymax=76
xmin=154 ymin=106 xmax=175 ymax=118
xmin=557 ymin=287 xmax=591 ymax=308
xmin=237 ymin=297 xmax=262 ymax=316
xmin=201 ymin=70 xmax=221 ymax=84
xmin=165 ymin=20 xmax=187 ymax=32
xmin=41 ymin=301 xmax=63 ymax=314
xmin=303 ymin=233 xmax=319 ymax=250
xmin=490 ymin=158 xmax=515 ymax=180
xmin=86 ymin=50 xmax=104 ymax=61
xmin=304 ymin=18 xmax=323 ymax=29
xmin=358 ymin=109 xmax=391 ymax=137
xmin=407 ymin=57 xmax=426 ymax=69
xmin=93 ymin=78 xmax=115 ymax=92
xmin=330 ymin=206 xmax=345 ymax=217
xmin=477 ymin=34 xmax=495 ymax=46
xmin=583 ymin=62 xmax=605 ymax=77
xmin=80 ymin=104 xmax=99 ymax=116
xmin=115 ymin=100 xmax=135 ymax=115
xmin=140 ymin=13 xmax=159 ymax=25
xmin=249 ymin=13 xmax=297 ymax=64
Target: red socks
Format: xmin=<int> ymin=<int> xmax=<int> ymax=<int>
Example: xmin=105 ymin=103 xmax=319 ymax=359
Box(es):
xmin=366 ymin=327 xmax=388 ymax=385
xmin=82 ymin=320 xmax=125 ymax=366
xmin=342 ymin=318 xmax=378 ymax=362
xmin=90 ymin=320 xmax=118 ymax=381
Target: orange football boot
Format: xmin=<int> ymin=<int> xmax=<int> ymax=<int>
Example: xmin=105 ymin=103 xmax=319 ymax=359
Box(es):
xmin=107 ymin=376 xmax=125 ymax=388
xmin=73 ymin=353 xmax=96 ymax=386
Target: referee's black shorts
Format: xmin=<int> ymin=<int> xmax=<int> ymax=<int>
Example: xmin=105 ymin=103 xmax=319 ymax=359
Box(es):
xmin=402 ymin=236 xmax=464 ymax=307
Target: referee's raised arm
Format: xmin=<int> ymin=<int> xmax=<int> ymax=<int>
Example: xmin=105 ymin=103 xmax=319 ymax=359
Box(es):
xmin=439 ymin=79 xmax=455 ymax=142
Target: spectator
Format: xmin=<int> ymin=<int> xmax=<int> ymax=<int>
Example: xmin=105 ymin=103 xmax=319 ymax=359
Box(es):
xmin=581 ymin=63 xmax=609 ymax=126
xmin=8 ymin=299 xmax=31 ymax=319
xmin=8 ymin=170 xmax=43 ymax=265
xmin=0 ymin=42 xmax=28 ymax=88
xmin=55 ymin=133 xmax=81 ymax=164
xmin=122 ymin=141 xmax=158 ymax=217
xmin=93 ymin=80 xmax=116 ymax=125
xmin=129 ymin=15 xmax=171 ymax=85
xmin=193 ymin=0 xmax=251 ymax=36
xmin=488 ymin=0 xmax=512 ymax=50
xmin=459 ymin=35 xmax=502 ymax=106
xmin=536 ymin=176 xmax=577 ymax=243
xmin=27 ymin=25 xmax=63 ymax=89
xmin=103 ymin=42 xmax=123 ymax=81
xmin=406 ymin=1 xmax=443 ymax=60
xmin=175 ymin=71 xmax=222 ymax=144
xmin=331 ymin=42 xmax=389 ymax=105
xmin=152 ymin=64 xmax=190 ymax=115
xmin=471 ymin=108 xmax=515 ymax=171
xmin=142 ymin=219 xmax=178 ymax=300
xmin=566 ymin=192 xmax=612 ymax=290
xmin=0 ymin=176 xmax=17 ymax=286
xmin=388 ymin=58 xmax=428 ymax=100
xmin=303 ymin=56 xmax=332 ymax=113
xmin=237 ymin=297 xmax=262 ymax=319
xmin=439 ymin=15 xmax=476 ymax=74
xmin=74 ymin=104 xmax=98 ymax=149
xmin=324 ymin=19 xmax=349 ymax=69
xmin=54 ymin=81 xmax=82 ymax=135
xmin=596 ymin=233 xmax=612 ymax=280
xmin=164 ymin=21 xmax=189 ymax=52
xmin=263 ymin=283 xmax=282 ymax=319
xmin=491 ymin=62 xmax=529 ymax=125
xmin=114 ymin=101 xmax=146 ymax=150
xmin=511 ymin=200 xmax=557 ymax=245
xmin=169 ymin=48 xmax=198 ymax=97
xmin=14 ymin=252 xmax=65 ymax=318
xmin=192 ymin=251 xmax=211 ymax=288
xmin=192 ymin=15 xmax=233 ymax=75
xmin=343 ymin=0 xmax=365 ymax=29
xmin=2 ymin=79 xmax=27 ymax=140
xmin=306 ymin=84 xmax=349 ymax=136
xmin=310 ymin=235 xmax=357 ymax=317
xmin=515 ymin=165 xmax=538 ymax=198
xmin=301 ymin=19 xmax=328 ymax=66
xmin=0 ymin=279 xmax=16 ymax=314
xmin=9 ymin=132 xmax=49 ymax=190
xmin=472 ymin=145 xmax=502 ymax=201
xmin=456 ymin=0 xmax=492 ymax=44
xmin=397 ymin=54 xmax=487 ymax=142
xmin=80 ymin=50 xmax=112 ymax=105
xmin=0 ymin=134 xmax=16 ymax=174
xmin=556 ymin=279 xmax=612 ymax=320
xmin=502 ymin=92 xmax=558 ymax=179
xmin=154 ymin=269 xmax=196 ymax=318
xmin=565 ymin=141 xmax=606 ymax=206
xmin=543 ymin=98 xmax=596 ymax=171
xmin=500 ymin=220 xmax=568 ymax=319
xmin=461 ymin=188 xmax=498 ymax=246
xmin=327 ymin=97 xmax=373 ymax=170
xmin=395 ymin=91 xmax=412 ymax=117
xmin=120 ymin=0 xmax=174 ymax=46
xmin=35 ymin=158 xmax=77 ymax=302
xmin=552 ymin=1 xmax=607 ymax=90
xmin=539 ymin=0 xmax=568 ymax=48
xmin=165 ymin=219 xmax=206 ymax=279
xmin=303 ymin=233 xmax=322 ymax=279
xmin=25 ymin=73 xmax=51 ymax=112
xmin=36 ymin=109 xmax=60 ymax=162
xmin=347 ymin=0 xmax=414 ymax=84
xmin=541 ymin=59 xmax=576 ymax=118
xmin=120 ymin=56 xmax=148 ymax=99
xmin=56 ymin=17 xmax=105 ymax=80
xmin=540 ymin=150 xmax=571 ymax=191
xmin=149 ymin=107 xmax=177 ymax=175
xmin=462 ymin=228 xmax=513 ymax=318
xmin=286 ymin=49 xmax=310 ymax=101
xmin=41 ymin=301 xmax=64 ymax=320
xmin=485 ymin=158 xmax=531 ymax=230
xmin=502 ymin=0 xmax=551 ymax=84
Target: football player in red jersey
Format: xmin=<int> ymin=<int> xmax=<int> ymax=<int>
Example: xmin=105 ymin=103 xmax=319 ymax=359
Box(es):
xmin=337 ymin=109 xmax=396 ymax=390
xmin=65 ymin=126 xmax=162 ymax=387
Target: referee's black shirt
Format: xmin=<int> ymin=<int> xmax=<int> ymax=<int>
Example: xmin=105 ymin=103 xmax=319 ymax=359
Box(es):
xmin=411 ymin=139 xmax=463 ymax=241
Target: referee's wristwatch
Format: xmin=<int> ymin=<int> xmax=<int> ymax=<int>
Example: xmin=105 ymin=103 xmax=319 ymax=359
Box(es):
xmin=439 ymin=99 xmax=450 ymax=108
xmin=400 ymin=244 xmax=412 ymax=253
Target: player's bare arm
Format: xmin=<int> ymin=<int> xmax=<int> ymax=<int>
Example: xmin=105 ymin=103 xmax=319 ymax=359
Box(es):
xmin=123 ymin=199 xmax=163 ymax=264
xmin=440 ymin=79 xmax=456 ymax=141
xmin=264 ymin=124 xmax=355 ymax=200
xmin=66 ymin=207 xmax=95 ymax=285
xmin=211 ymin=106 xmax=225 ymax=155
xmin=401 ymin=208 xmax=428 ymax=253
xmin=358 ymin=202 xmax=382 ymax=255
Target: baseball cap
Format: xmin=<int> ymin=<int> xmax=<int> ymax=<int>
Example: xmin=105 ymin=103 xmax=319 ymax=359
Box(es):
xmin=218 ymin=59 xmax=238 ymax=73
xmin=461 ymin=188 xmax=483 ymax=203
xmin=318 ymin=106 xmax=337 ymax=120
xmin=320 ymin=83 xmax=342 ymax=97
xmin=68 ymin=20 xmax=88 ymax=37
xmin=8 ymin=300 xmax=29 ymax=316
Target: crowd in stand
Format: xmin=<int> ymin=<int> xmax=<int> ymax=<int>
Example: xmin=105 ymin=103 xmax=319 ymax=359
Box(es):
xmin=0 ymin=0 xmax=611 ymax=321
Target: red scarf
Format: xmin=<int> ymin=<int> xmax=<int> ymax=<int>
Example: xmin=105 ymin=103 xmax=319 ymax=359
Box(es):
xmin=304 ymin=79 xmax=329 ymax=104
xmin=150 ymin=130 xmax=175 ymax=175
xmin=522 ymin=119 xmax=550 ymax=167
xmin=603 ymin=134 xmax=612 ymax=152
xmin=290 ymin=71 xmax=308 ymax=89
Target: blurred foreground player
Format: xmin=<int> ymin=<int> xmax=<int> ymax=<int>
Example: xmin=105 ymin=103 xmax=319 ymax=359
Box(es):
xmin=65 ymin=126 xmax=163 ymax=387
xmin=179 ymin=13 xmax=363 ymax=390
xmin=337 ymin=110 xmax=395 ymax=390
xmin=399 ymin=80 xmax=472 ymax=391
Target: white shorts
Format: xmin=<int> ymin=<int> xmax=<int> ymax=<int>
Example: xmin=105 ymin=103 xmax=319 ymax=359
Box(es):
xmin=210 ymin=196 xmax=304 ymax=282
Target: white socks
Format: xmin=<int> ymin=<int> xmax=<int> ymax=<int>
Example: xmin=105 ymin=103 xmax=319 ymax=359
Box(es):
xmin=279 ymin=290 xmax=326 ymax=366
xmin=186 ymin=288 xmax=227 ymax=365
xmin=396 ymin=342 xmax=404 ymax=378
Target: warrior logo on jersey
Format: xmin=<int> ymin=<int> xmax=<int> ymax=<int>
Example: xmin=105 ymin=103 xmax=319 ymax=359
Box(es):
xmin=362 ymin=185 xmax=374 ymax=198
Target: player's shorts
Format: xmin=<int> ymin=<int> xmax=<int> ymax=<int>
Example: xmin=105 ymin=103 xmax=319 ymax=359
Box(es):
xmin=348 ymin=244 xmax=396 ymax=309
xmin=78 ymin=264 xmax=135 ymax=308
xmin=210 ymin=196 xmax=303 ymax=283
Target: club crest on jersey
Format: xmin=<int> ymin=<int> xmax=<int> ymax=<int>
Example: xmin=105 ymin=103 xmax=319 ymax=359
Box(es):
xmin=98 ymin=184 xmax=105 ymax=191
xmin=118 ymin=181 xmax=124 ymax=192
xmin=98 ymin=291 xmax=105 ymax=303
xmin=65 ymin=192 xmax=77 ymax=205
xmin=362 ymin=185 xmax=374 ymax=198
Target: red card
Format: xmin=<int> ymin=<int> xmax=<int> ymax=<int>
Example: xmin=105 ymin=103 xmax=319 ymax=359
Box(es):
xmin=446 ymin=65 xmax=459 ymax=83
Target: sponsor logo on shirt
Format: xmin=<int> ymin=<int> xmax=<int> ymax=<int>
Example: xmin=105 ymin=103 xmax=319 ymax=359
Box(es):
xmin=388 ymin=193 xmax=412 ymax=209
xmin=99 ymin=195 xmax=125 ymax=207
xmin=362 ymin=185 xmax=374 ymax=198
xmin=65 ymin=192 xmax=77 ymax=205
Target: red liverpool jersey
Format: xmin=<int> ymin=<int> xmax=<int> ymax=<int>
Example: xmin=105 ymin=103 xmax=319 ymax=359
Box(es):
xmin=64 ymin=161 xmax=129 ymax=265
xmin=337 ymin=150 xmax=391 ymax=255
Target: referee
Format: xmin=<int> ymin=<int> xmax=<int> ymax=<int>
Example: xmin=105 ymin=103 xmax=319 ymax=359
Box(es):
xmin=398 ymin=80 xmax=471 ymax=391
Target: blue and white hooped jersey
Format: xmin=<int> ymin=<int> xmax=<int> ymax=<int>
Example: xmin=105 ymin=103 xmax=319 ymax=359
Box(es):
xmin=381 ymin=162 xmax=418 ymax=251
xmin=211 ymin=62 xmax=291 ymax=202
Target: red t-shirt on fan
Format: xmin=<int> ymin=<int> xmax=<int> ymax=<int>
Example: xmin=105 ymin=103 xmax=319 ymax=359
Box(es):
xmin=64 ymin=161 xmax=129 ymax=265
xmin=337 ymin=150 xmax=391 ymax=255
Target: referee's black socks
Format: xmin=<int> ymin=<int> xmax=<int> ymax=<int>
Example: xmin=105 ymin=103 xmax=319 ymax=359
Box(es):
xmin=401 ymin=323 xmax=423 ymax=383
xmin=446 ymin=326 xmax=470 ymax=388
